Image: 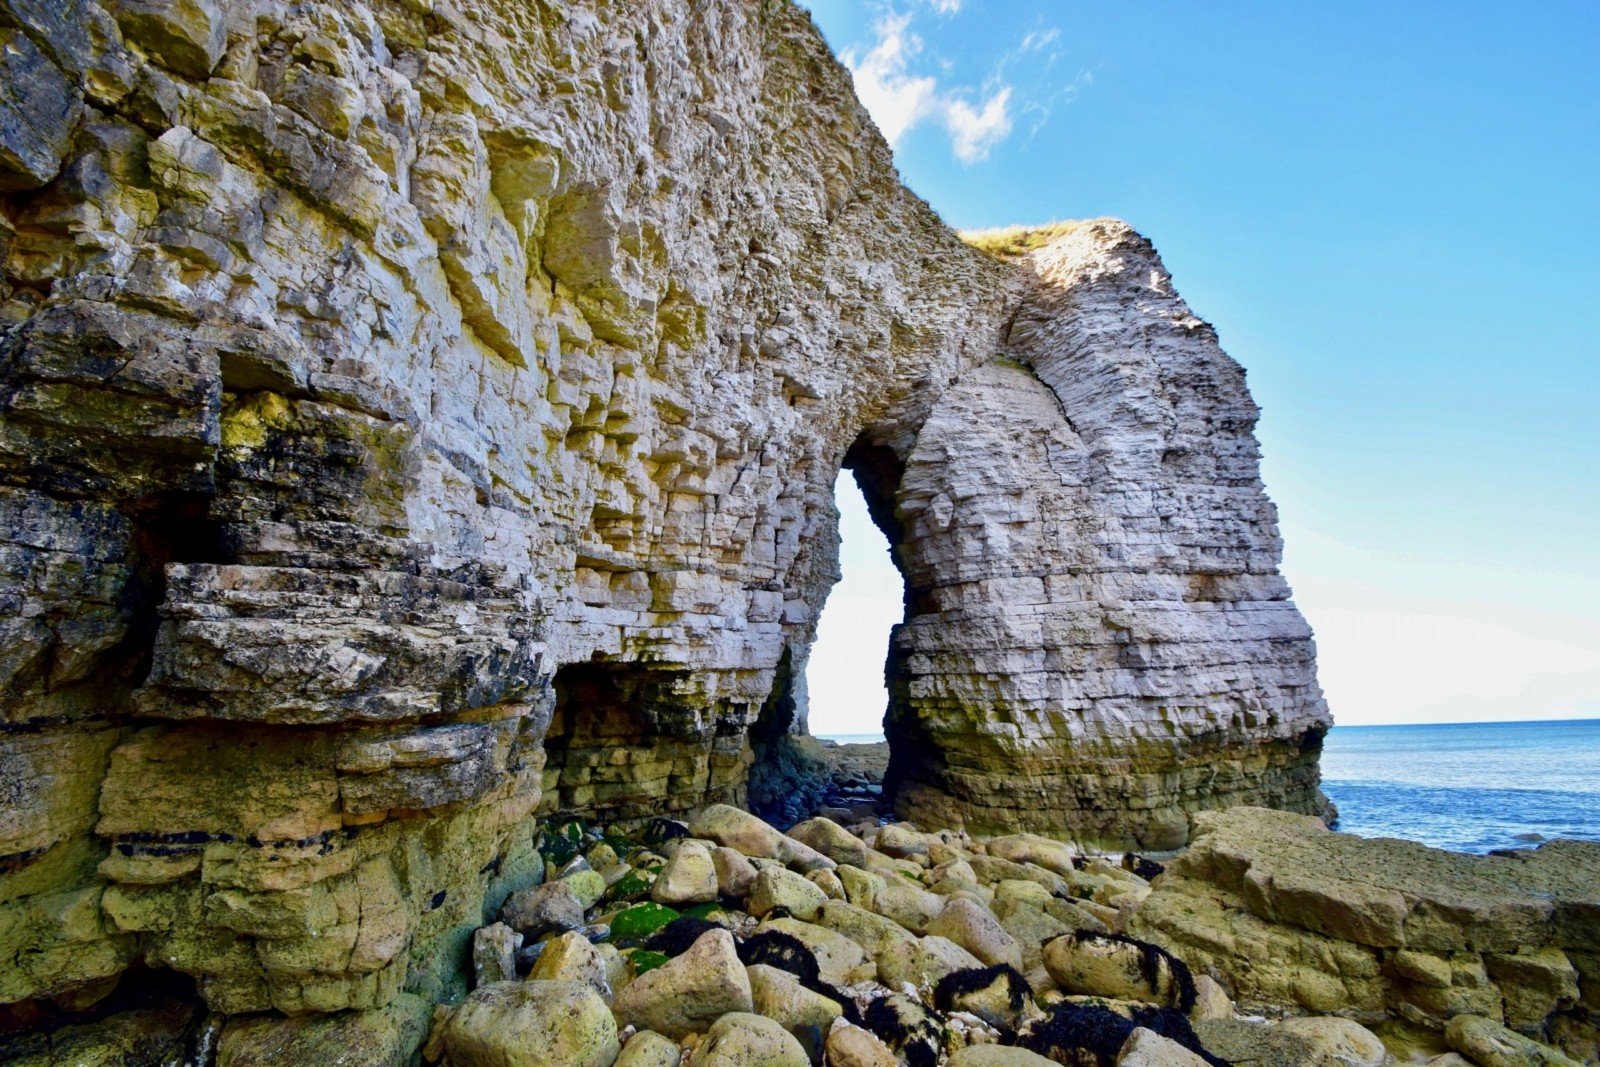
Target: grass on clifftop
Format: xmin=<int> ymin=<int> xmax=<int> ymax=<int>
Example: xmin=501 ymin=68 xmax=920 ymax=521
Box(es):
xmin=959 ymin=220 xmax=1086 ymax=261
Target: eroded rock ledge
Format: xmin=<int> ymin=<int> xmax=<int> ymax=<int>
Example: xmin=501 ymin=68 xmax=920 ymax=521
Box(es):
xmin=1 ymin=0 xmax=1328 ymax=1042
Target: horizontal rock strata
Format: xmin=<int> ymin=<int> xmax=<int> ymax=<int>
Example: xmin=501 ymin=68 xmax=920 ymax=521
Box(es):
xmin=0 ymin=0 xmax=1327 ymax=1041
xmin=1130 ymin=808 xmax=1599 ymax=1061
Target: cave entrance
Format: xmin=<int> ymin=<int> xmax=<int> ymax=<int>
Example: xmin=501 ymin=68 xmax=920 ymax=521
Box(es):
xmin=542 ymin=661 xmax=724 ymax=821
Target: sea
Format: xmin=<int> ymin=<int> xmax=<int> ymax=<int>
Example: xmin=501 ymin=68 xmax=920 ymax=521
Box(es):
xmin=815 ymin=719 xmax=1600 ymax=855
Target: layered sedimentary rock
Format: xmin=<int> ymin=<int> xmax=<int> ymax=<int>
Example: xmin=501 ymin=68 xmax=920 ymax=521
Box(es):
xmin=0 ymin=0 xmax=1325 ymax=1033
xmin=879 ymin=225 xmax=1329 ymax=848
xmin=1131 ymin=809 xmax=1599 ymax=1061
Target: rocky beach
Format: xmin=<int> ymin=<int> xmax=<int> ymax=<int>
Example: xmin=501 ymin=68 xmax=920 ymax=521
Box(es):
xmin=0 ymin=0 xmax=1593 ymax=1063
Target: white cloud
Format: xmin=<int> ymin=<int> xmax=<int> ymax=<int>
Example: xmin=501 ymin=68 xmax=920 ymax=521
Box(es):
xmin=843 ymin=12 xmax=1016 ymax=165
xmin=924 ymin=0 xmax=963 ymax=12
xmin=945 ymin=86 xmax=1013 ymax=164
xmin=1020 ymin=28 xmax=1060 ymax=52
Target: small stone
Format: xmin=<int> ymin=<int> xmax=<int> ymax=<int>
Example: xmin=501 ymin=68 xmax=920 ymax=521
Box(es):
xmin=611 ymin=928 xmax=753 ymax=1040
xmin=927 ymin=898 xmax=1023 ymax=970
xmin=749 ymin=865 xmax=829 ymax=921
xmin=1117 ymin=1026 xmax=1213 ymax=1067
xmin=472 ymin=923 xmax=521 ymax=987
xmin=825 ymin=1022 xmax=900 ymax=1067
xmin=500 ymin=881 xmax=584 ymax=937
xmin=652 ymin=840 xmax=720 ymax=905
xmin=529 ymin=930 xmax=613 ymax=1002
xmin=787 ymin=818 xmax=869 ymax=866
xmin=714 ymin=847 xmax=759 ymax=899
xmin=617 ymin=1030 xmax=683 ymax=1067
xmin=686 ymin=1012 xmax=809 ymax=1067
xmin=443 ymin=980 xmax=618 ymax=1067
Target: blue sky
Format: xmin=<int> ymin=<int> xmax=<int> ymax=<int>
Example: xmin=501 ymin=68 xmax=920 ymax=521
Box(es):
xmin=800 ymin=0 xmax=1600 ymax=732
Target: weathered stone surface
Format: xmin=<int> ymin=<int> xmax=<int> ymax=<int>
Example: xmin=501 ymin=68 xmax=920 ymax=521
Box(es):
xmin=472 ymin=923 xmax=521 ymax=987
xmin=1116 ymin=1027 xmax=1212 ymax=1067
xmin=528 ymin=930 xmax=612 ymax=1001
xmin=0 ymin=0 xmax=1325 ymax=1043
xmin=0 ymin=29 xmax=82 ymax=190
xmin=216 ymin=994 xmax=433 ymax=1067
xmin=611 ymin=928 xmax=752 ymax=1040
xmin=787 ymin=818 xmax=868 ymax=867
xmin=618 ymin=1030 xmax=683 ymax=1067
xmin=652 ymin=840 xmax=719 ymax=906
xmin=756 ymin=917 xmax=869 ymax=987
xmin=686 ymin=1011 xmax=809 ymax=1067
xmin=876 ymin=934 xmax=984 ymax=991
xmin=948 ymin=1046 xmax=1061 ymax=1067
xmin=826 ymin=1023 xmax=900 ymax=1067
xmin=747 ymin=963 xmax=842 ymax=1048
xmin=926 ymin=898 xmax=1023 ymax=971
xmin=1445 ymin=1015 xmax=1583 ymax=1067
xmin=749 ymin=865 xmax=828 ymax=922
xmin=1131 ymin=807 xmax=1600 ymax=1048
xmin=442 ymin=980 xmax=618 ymax=1067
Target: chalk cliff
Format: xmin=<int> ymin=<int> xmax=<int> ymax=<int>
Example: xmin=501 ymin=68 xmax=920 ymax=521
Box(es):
xmin=0 ymin=0 xmax=1327 ymax=1033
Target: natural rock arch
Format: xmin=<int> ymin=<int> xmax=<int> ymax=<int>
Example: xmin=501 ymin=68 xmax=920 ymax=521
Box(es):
xmin=0 ymin=0 xmax=1326 ymax=1030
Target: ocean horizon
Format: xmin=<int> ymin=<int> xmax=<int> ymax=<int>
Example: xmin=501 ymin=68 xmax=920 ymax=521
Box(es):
xmin=814 ymin=717 xmax=1600 ymax=855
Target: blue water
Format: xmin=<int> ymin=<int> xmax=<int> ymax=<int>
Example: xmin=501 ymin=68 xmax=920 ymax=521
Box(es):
xmin=820 ymin=719 xmax=1600 ymax=855
xmin=1321 ymin=718 xmax=1600 ymax=854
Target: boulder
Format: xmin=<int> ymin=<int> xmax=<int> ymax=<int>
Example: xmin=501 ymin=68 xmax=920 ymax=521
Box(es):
xmin=690 ymin=805 xmax=834 ymax=872
xmin=876 ymin=935 xmax=985 ymax=991
xmin=747 ymin=963 xmax=842 ymax=1060
xmin=1444 ymin=1014 xmax=1582 ymax=1067
xmin=687 ymin=1012 xmax=809 ymax=1067
xmin=926 ymin=898 xmax=1024 ymax=970
xmin=825 ymin=1022 xmax=900 ymax=1067
xmin=1116 ymin=1026 xmax=1213 ymax=1067
xmin=1042 ymin=932 xmax=1193 ymax=1010
xmin=652 ymin=840 xmax=720 ymax=905
xmin=617 ymin=1030 xmax=682 ymax=1067
xmin=108 ymin=0 xmax=226 ymax=78
xmin=787 ymin=818 xmax=868 ymax=867
xmin=611 ymin=929 xmax=753 ymax=1039
xmin=529 ymin=930 xmax=613 ymax=1001
xmin=948 ymin=1046 xmax=1061 ymax=1067
xmin=472 ymin=923 xmax=521 ymax=987
xmin=814 ymin=900 xmax=917 ymax=959
xmin=871 ymin=878 xmax=946 ymax=935
xmin=749 ymin=866 xmax=829 ymax=921
xmin=807 ymin=868 xmax=847 ymax=900
xmin=443 ymin=980 xmax=617 ymax=1067
xmin=757 ymin=917 xmax=869 ymax=986
xmin=714 ymin=847 xmax=759 ymax=899
xmin=985 ymin=834 xmax=1078 ymax=877
xmin=875 ymin=824 xmax=933 ymax=859
xmin=500 ymin=881 xmax=584 ymax=937
xmin=1272 ymin=1017 xmax=1388 ymax=1067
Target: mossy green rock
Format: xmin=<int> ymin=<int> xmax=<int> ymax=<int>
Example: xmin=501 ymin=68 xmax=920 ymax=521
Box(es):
xmin=611 ymin=903 xmax=680 ymax=942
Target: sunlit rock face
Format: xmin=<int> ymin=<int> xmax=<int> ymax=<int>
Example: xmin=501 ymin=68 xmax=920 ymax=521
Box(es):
xmin=879 ymin=222 xmax=1330 ymax=849
xmin=0 ymin=0 xmax=1324 ymax=1022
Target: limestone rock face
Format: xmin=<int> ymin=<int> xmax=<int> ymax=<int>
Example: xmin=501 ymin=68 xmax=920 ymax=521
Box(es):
xmin=1131 ymin=808 xmax=1600 ymax=1057
xmin=0 ymin=0 xmax=1325 ymax=1040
